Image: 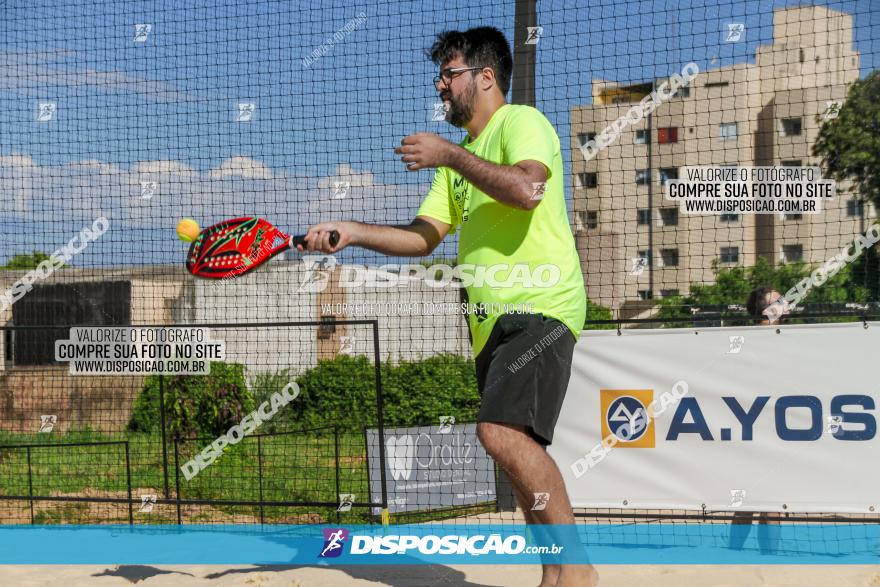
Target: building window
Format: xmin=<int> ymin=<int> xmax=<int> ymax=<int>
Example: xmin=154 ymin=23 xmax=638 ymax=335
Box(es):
xmin=660 ymin=289 xmax=680 ymax=298
xmin=318 ymin=315 xmax=337 ymax=339
xmin=576 ymin=210 xmax=599 ymax=231
xmin=705 ymin=80 xmax=730 ymax=88
xmin=782 ymin=244 xmax=804 ymax=263
xmin=719 ymin=122 xmax=738 ymax=140
xmin=783 ymin=213 xmax=803 ymax=221
xmin=660 ymin=167 xmax=679 ymax=185
xmin=634 ymin=129 xmax=649 ymax=144
xmin=657 ymin=127 xmax=678 ymax=143
xmin=720 ymin=213 xmax=740 ymax=222
xmin=847 ymin=198 xmax=865 ymax=217
xmin=800 ymin=48 xmax=805 ymax=63
xmin=577 ymin=172 xmax=598 ymax=188
xmin=659 ymin=207 xmax=679 ymax=226
xmin=637 ymin=249 xmax=651 ymax=266
xmin=676 ymin=85 xmax=690 ymax=98
xmin=780 ymin=117 xmax=802 ymax=137
xmin=637 ymin=290 xmax=654 ymax=300
xmin=637 ymin=209 xmax=651 ymax=225
xmin=720 ymin=246 xmax=740 ymax=264
xmin=636 ymin=169 xmax=650 ymax=185
xmin=577 ymin=132 xmax=596 ymax=147
xmin=586 ymin=211 xmax=598 ymax=229
xmin=660 ymin=248 xmax=680 ymax=267
xmin=782 ymin=159 xmax=802 ymax=167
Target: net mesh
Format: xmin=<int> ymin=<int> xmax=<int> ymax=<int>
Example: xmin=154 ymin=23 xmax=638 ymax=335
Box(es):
xmin=0 ymin=0 xmax=878 ymax=547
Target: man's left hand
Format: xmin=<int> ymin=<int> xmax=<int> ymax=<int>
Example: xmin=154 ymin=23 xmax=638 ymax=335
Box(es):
xmin=395 ymin=133 xmax=456 ymax=171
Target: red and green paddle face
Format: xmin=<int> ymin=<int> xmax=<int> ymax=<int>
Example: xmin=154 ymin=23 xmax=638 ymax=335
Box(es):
xmin=186 ymin=217 xmax=290 ymax=279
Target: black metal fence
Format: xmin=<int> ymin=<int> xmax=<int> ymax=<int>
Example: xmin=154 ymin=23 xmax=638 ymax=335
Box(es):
xmin=0 ymin=320 xmax=397 ymax=525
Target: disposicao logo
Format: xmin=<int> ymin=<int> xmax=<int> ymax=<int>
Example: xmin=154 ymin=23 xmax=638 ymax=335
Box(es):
xmin=320 ymin=528 xmax=349 ymax=558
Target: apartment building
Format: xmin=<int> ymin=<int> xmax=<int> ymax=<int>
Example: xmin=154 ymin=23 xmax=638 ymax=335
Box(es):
xmin=571 ymin=5 xmax=874 ymax=312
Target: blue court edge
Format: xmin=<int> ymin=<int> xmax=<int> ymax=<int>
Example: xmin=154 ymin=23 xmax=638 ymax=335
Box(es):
xmin=0 ymin=524 xmax=877 ymax=565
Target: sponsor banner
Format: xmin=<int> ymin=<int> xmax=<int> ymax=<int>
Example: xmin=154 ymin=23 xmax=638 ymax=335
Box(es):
xmin=365 ymin=423 xmax=496 ymax=514
xmin=0 ymin=524 xmax=878 ymax=564
xmin=550 ymin=322 xmax=880 ymax=512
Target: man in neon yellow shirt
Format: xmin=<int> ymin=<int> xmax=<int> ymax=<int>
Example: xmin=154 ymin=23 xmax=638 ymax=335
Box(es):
xmin=302 ymin=27 xmax=594 ymax=586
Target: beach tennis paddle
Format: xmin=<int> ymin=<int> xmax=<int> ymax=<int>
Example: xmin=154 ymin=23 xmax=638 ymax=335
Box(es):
xmin=185 ymin=216 xmax=338 ymax=279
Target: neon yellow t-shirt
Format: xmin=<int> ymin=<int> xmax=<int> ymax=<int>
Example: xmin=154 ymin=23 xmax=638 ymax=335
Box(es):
xmin=417 ymin=103 xmax=586 ymax=357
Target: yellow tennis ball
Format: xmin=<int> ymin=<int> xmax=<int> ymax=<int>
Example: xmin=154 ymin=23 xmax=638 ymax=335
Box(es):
xmin=176 ymin=218 xmax=200 ymax=242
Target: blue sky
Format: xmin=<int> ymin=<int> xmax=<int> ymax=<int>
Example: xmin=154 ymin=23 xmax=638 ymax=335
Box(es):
xmin=0 ymin=0 xmax=877 ymax=267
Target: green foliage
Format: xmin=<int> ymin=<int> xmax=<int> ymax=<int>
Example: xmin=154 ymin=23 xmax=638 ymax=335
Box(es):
xmin=381 ymin=354 xmax=480 ymax=426
xmin=280 ymin=354 xmax=375 ymax=429
xmin=584 ymin=297 xmax=615 ymax=329
xmin=813 ymin=70 xmax=880 ymax=212
xmin=419 ymin=256 xmax=458 ymax=281
xmin=129 ymin=355 xmax=480 ymax=437
xmin=419 ymin=256 xmax=457 ymax=268
xmin=848 ymin=245 xmax=880 ymax=302
xmin=657 ymin=256 xmax=873 ymax=325
xmin=248 ymin=368 xmax=295 ymax=433
xmin=128 ymin=362 xmax=254 ymax=438
xmin=276 ymin=353 xmax=479 ymax=430
xmin=1 ymin=251 xmax=57 ymax=270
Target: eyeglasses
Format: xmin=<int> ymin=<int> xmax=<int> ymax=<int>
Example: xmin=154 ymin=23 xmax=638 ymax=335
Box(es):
xmin=433 ymin=66 xmax=484 ymax=87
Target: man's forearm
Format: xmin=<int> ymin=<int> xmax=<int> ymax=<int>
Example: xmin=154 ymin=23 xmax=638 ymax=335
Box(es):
xmin=352 ymin=222 xmax=436 ymax=257
xmin=446 ymin=146 xmax=534 ymax=209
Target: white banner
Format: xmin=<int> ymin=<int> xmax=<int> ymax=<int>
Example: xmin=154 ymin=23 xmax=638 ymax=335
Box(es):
xmin=549 ymin=321 xmax=880 ymax=513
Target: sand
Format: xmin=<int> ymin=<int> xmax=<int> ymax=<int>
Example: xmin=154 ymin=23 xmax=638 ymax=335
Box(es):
xmin=1 ymin=565 xmax=879 ymax=586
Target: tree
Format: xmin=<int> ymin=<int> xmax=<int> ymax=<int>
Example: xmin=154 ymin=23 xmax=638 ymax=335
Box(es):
xmin=813 ymin=71 xmax=880 ymax=302
xmin=584 ymin=297 xmax=615 ymax=330
xmin=813 ymin=70 xmax=880 ymax=213
xmin=657 ymin=257 xmax=870 ymax=326
xmin=419 ymin=256 xmax=457 ymax=281
xmin=1 ymin=252 xmax=54 ymax=270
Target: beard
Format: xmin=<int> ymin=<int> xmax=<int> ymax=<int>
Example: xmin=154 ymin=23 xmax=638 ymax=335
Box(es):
xmin=445 ymin=79 xmax=476 ymax=128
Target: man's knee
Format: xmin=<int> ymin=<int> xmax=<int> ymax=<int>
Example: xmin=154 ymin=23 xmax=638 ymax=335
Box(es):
xmin=476 ymin=422 xmax=504 ymax=454
xmin=476 ymin=421 xmax=525 ymax=455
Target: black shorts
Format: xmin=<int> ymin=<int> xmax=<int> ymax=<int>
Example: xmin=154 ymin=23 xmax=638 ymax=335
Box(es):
xmin=474 ymin=313 xmax=576 ymax=446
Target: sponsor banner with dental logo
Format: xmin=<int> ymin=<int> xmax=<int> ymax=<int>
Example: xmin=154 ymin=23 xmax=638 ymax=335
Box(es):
xmin=549 ymin=322 xmax=880 ymax=513
xmin=365 ymin=422 xmax=496 ymax=514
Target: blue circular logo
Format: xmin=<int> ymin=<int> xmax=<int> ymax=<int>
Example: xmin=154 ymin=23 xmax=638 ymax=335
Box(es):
xmin=606 ymin=396 xmax=649 ymax=441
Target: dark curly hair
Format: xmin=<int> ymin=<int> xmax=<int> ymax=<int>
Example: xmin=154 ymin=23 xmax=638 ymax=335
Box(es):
xmin=427 ymin=27 xmax=513 ymax=96
xmin=746 ymin=285 xmax=778 ymax=322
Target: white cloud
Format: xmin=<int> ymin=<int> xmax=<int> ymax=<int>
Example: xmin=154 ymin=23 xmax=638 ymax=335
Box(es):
xmin=207 ymin=156 xmax=274 ymax=180
xmin=317 ymin=163 xmax=375 ymax=188
xmin=0 ymin=157 xmax=422 ymax=232
xmin=0 ymin=50 xmax=207 ymax=103
xmin=0 ymin=154 xmax=38 ymax=169
xmin=66 ymin=160 xmax=123 ymax=174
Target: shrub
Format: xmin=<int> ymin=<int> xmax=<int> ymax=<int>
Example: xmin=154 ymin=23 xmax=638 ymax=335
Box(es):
xmin=381 ymin=355 xmax=480 ymax=426
xmin=278 ymin=354 xmax=376 ymax=429
xmin=129 ymin=355 xmax=482 ymax=435
xmin=272 ymin=354 xmax=480 ymax=430
xmin=128 ymin=362 xmax=254 ymax=438
xmin=248 ymin=368 xmax=295 ymax=433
